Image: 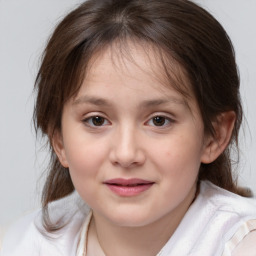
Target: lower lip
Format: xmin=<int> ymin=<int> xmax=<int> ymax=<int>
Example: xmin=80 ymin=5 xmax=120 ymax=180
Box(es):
xmin=105 ymin=183 xmax=154 ymax=197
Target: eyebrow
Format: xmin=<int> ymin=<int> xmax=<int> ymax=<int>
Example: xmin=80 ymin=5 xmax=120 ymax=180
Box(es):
xmin=139 ymin=98 xmax=185 ymax=108
xmin=73 ymin=96 xmax=112 ymax=106
xmin=73 ymin=95 xmax=186 ymax=108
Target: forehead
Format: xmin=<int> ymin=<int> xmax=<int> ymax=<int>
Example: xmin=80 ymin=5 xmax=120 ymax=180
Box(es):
xmin=83 ymin=40 xmax=193 ymax=100
xmin=67 ymin=41 xmax=204 ymax=122
xmin=67 ymin=41 xmax=201 ymax=118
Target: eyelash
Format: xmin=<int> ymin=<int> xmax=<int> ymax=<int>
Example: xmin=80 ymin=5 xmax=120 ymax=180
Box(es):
xmin=82 ymin=115 xmax=111 ymax=127
xmin=82 ymin=114 xmax=174 ymax=128
xmin=145 ymin=115 xmax=174 ymax=128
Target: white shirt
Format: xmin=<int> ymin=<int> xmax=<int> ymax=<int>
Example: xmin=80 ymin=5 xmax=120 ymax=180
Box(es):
xmin=1 ymin=181 xmax=256 ymax=256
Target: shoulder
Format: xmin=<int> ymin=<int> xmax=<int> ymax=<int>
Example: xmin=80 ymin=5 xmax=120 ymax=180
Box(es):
xmin=1 ymin=209 xmax=42 ymax=256
xmin=231 ymin=231 xmax=256 ymax=256
xmin=1 ymin=193 xmax=89 ymax=256
xmin=199 ymin=181 xmax=256 ymax=255
xmin=200 ymin=181 xmax=256 ymax=216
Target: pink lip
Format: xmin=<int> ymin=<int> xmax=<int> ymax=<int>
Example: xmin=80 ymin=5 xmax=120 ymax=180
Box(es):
xmin=103 ymin=178 xmax=154 ymax=197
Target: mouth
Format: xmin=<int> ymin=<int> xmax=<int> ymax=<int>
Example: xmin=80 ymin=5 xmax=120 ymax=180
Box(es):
xmin=103 ymin=178 xmax=155 ymax=197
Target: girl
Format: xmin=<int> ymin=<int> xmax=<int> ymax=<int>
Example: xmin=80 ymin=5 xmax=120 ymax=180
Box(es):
xmin=2 ymin=0 xmax=256 ymax=255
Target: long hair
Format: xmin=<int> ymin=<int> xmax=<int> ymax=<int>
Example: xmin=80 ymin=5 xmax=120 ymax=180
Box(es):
xmin=34 ymin=0 xmax=243 ymax=232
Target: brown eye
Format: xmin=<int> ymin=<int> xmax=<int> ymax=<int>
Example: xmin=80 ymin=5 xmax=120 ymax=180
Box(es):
xmin=152 ymin=116 xmax=167 ymax=126
xmin=92 ymin=116 xmax=105 ymax=126
xmin=83 ymin=116 xmax=109 ymax=127
xmin=145 ymin=115 xmax=173 ymax=128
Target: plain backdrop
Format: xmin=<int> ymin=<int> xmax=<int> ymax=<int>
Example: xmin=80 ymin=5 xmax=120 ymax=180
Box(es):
xmin=0 ymin=0 xmax=256 ymax=240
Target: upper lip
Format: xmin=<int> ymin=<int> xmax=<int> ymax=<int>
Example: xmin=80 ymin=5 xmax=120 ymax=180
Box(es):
xmin=103 ymin=178 xmax=154 ymax=186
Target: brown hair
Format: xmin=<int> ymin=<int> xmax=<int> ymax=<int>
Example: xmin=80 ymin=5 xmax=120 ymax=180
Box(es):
xmin=34 ymin=0 xmax=243 ymax=231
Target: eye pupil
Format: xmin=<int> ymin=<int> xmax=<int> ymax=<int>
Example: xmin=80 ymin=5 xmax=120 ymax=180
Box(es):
xmin=153 ymin=116 xmax=165 ymax=126
xmin=92 ymin=116 xmax=105 ymax=126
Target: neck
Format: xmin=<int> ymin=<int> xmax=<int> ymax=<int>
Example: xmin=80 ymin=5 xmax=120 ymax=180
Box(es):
xmin=90 ymin=186 xmax=197 ymax=256
xmin=93 ymin=214 xmax=178 ymax=256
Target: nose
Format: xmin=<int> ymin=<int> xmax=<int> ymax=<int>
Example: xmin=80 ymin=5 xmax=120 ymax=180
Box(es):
xmin=109 ymin=125 xmax=146 ymax=168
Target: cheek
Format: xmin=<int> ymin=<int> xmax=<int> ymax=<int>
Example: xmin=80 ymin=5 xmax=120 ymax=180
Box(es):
xmin=149 ymin=134 xmax=203 ymax=176
xmin=65 ymin=139 xmax=106 ymax=206
xmin=64 ymin=136 xmax=108 ymax=181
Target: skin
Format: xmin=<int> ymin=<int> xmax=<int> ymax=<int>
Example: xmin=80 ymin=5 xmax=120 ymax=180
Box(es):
xmin=53 ymin=44 xmax=235 ymax=256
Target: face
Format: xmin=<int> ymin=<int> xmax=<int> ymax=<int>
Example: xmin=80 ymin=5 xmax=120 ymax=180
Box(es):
xmin=55 ymin=44 xmax=212 ymax=228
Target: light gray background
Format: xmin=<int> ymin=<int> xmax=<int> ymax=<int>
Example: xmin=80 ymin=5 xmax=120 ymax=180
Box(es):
xmin=0 ymin=0 xmax=255 ymax=240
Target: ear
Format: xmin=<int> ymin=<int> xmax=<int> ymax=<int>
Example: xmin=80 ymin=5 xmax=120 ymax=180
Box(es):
xmin=52 ymin=131 xmax=69 ymax=168
xmin=201 ymin=111 xmax=236 ymax=164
